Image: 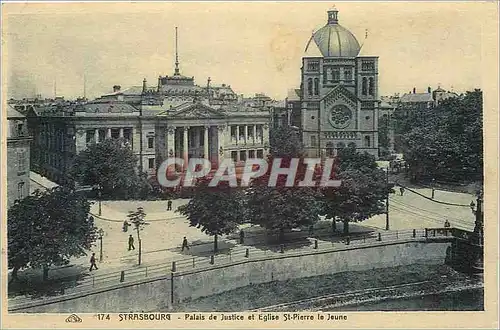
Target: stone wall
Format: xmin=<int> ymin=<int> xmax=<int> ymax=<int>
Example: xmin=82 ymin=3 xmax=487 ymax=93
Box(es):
xmin=9 ymin=240 xmax=450 ymax=313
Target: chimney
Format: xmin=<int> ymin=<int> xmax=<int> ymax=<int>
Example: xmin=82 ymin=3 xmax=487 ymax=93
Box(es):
xmin=427 ymin=86 xmax=431 ymax=93
xmin=113 ymin=85 xmax=121 ymax=93
xmin=142 ymin=78 xmax=147 ymax=94
xmin=413 ymin=87 xmax=416 ymax=94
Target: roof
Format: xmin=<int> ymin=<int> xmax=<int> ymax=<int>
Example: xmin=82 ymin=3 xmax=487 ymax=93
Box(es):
xmin=7 ymin=104 xmax=26 ymax=119
xmin=287 ymin=88 xmax=301 ymax=101
xmin=399 ymin=93 xmax=434 ymax=103
xmin=76 ymin=102 xmax=139 ymax=113
xmin=305 ymin=10 xmax=360 ymax=57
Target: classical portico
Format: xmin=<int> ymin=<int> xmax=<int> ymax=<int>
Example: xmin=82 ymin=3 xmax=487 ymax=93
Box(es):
xmin=157 ymin=101 xmax=270 ymax=170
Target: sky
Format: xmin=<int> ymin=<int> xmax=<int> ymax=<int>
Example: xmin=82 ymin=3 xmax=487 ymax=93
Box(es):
xmin=2 ymin=2 xmax=498 ymax=100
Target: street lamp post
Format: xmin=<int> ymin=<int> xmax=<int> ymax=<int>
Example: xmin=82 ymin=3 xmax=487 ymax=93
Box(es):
xmin=97 ymin=228 xmax=104 ymax=262
xmin=470 ymin=191 xmax=484 ymax=246
xmin=96 ymin=184 xmax=102 ymax=216
xmin=385 ymin=167 xmax=390 ymax=231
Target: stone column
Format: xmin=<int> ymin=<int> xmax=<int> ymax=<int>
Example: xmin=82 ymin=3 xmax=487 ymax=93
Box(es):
xmin=244 ymin=125 xmax=248 ymax=145
xmin=253 ymin=125 xmax=257 ymax=145
xmin=107 ymin=128 xmax=111 ymax=138
xmin=183 ymin=126 xmax=189 ymax=165
xmin=119 ymin=128 xmax=124 ymax=138
xmin=204 ymin=126 xmax=209 ymax=160
xmin=94 ymin=128 xmax=99 ymax=143
xmin=217 ymin=125 xmax=226 ymax=164
xmin=166 ymin=126 xmax=176 ymax=158
xmin=236 ymin=125 xmax=240 ymax=145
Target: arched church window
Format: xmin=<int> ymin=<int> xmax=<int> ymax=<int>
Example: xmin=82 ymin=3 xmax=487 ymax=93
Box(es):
xmin=364 ymin=136 xmax=371 ymax=147
xmin=369 ymin=77 xmax=374 ymax=96
xmin=326 ymin=142 xmax=334 ymax=157
xmin=314 ymin=78 xmax=319 ymax=96
xmin=332 ymin=69 xmax=340 ymax=82
xmin=307 ymin=78 xmax=313 ymax=96
xmin=362 ymin=77 xmax=368 ymax=95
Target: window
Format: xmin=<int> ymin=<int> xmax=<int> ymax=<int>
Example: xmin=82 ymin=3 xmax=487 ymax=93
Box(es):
xmin=18 ymin=150 xmax=27 ymax=172
xmin=17 ymin=123 xmax=24 ymax=136
xmin=369 ymin=77 xmax=374 ymax=96
xmin=307 ymin=62 xmax=319 ymax=71
xmin=17 ymin=182 xmax=25 ymax=200
xmin=148 ymin=137 xmax=154 ymax=149
xmin=362 ymin=77 xmax=368 ymax=95
xmin=249 ymin=150 xmax=255 ymax=158
xmin=344 ymin=69 xmax=352 ymax=81
xmin=311 ymin=135 xmax=317 ymax=147
xmin=362 ymin=61 xmax=375 ymax=71
xmin=364 ymin=136 xmax=371 ymax=147
xmin=257 ymin=149 xmax=264 ymax=159
xmin=240 ymin=150 xmax=247 ymax=162
xmin=123 ymin=128 xmax=132 ymax=141
xmin=86 ymin=130 xmax=95 ymax=144
xmin=148 ymin=158 xmax=155 ymax=169
xmin=231 ymin=151 xmax=238 ymax=162
xmin=314 ymin=78 xmax=319 ymax=96
xmin=332 ymin=69 xmax=340 ymax=82
xmin=111 ymin=128 xmax=120 ymax=139
xmin=98 ymin=129 xmax=106 ymax=142
xmin=307 ymin=78 xmax=313 ymax=96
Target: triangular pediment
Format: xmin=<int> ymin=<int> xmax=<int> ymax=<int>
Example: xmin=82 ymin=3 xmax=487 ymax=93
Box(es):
xmin=322 ymin=85 xmax=358 ymax=110
xmin=161 ymin=102 xmax=226 ymax=119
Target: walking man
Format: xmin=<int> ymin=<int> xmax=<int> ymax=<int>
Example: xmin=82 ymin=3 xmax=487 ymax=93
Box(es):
xmin=167 ymin=199 xmax=172 ymax=211
xmin=128 ymin=235 xmax=135 ymax=251
xmin=400 ymin=187 xmax=405 ymax=196
xmin=89 ymin=253 xmax=98 ymax=271
xmin=181 ymin=236 xmax=189 ymax=251
xmin=239 ymin=229 xmax=245 ymax=244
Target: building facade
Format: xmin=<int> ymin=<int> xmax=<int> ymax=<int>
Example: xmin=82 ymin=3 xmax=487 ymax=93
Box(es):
xmin=290 ymin=8 xmax=380 ymax=158
xmin=6 ymin=104 xmax=31 ymax=207
xmin=25 ymin=68 xmax=271 ymax=186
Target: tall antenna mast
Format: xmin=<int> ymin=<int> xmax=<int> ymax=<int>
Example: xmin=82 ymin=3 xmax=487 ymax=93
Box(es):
xmin=83 ymin=73 xmax=87 ymax=99
xmin=174 ymin=27 xmax=180 ymax=75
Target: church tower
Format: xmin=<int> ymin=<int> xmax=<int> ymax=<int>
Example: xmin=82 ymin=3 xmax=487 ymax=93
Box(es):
xmin=299 ymin=7 xmax=379 ymax=158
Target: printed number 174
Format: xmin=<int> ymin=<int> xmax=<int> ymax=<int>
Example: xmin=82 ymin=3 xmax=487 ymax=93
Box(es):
xmin=97 ymin=314 xmax=110 ymax=321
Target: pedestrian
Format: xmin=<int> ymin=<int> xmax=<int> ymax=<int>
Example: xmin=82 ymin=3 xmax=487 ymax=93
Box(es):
xmin=400 ymin=187 xmax=405 ymax=196
xmin=167 ymin=199 xmax=172 ymax=211
xmin=89 ymin=253 xmax=98 ymax=271
xmin=128 ymin=235 xmax=135 ymax=251
xmin=444 ymin=220 xmax=451 ymax=228
xmin=181 ymin=236 xmax=189 ymax=251
xmin=431 ymin=188 xmax=435 ymax=199
xmin=123 ymin=220 xmax=129 ymax=232
xmin=239 ymin=229 xmax=245 ymax=244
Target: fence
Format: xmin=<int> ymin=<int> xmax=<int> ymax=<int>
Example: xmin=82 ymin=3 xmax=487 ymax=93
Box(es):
xmin=10 ymin=227 xmax=455 ymax=306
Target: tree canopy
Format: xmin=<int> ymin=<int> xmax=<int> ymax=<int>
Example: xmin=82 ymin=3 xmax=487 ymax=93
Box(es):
xmin=322 ymin=147 xmax=389 ymax=234
xmin=176 ymin=177 xmax=246 ymax=251
xmin=269 ymin=126 xmax=304 ymax=158
xmin=8 ymin=187 xmax=96 ymax=280
xmin=70 ymin=138 xmax=152 ymax=199
xmin=397 ymin=90 xmax=483 ymax=183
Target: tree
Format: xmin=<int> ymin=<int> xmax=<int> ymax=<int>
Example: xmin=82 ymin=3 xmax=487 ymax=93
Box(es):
xmin=397 ymin=90 xmax=483 ymax=183
xmin=378 ymin=114 xmax=391 ymax=158
xmin=176 ymin=177 xmax=245 ymax=252
xmin=8 ymin=187 xmax=96 ymax=281
xmin=269 ymin=126 xmax=304 ymax=158
xmin=249 ymin=126 xmax=323 ymax=242
xmin=322 ymin=147 xmax=388 ymax=235
xmin=126 ymin=207 xmax=148 ymax=265
xmin=70 ymin=138 xmax=152 ymax=199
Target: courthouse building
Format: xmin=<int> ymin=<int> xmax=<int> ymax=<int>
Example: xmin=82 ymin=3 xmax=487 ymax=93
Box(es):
xmin=25 ymin=33 xmax=272 ymax=185
xmin=288 ymin=7 xmax=380 ymax=158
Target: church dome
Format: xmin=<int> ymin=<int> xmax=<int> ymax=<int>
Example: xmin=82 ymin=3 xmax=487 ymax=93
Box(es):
xmin=305 ymin=8 xmax=361 ymax=57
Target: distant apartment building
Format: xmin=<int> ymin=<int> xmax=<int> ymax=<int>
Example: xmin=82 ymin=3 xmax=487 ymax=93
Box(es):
xmin=6 ymin=103 xmax=31 ymax=207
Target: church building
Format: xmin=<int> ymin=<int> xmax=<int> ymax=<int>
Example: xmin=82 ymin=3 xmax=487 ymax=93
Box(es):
xmin=289 ymin=7 xmax=380 ymax=158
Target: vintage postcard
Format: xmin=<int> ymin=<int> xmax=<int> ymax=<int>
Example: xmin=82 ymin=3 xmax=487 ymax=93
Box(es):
xmin=1 ymin=1 xmax=498 ymax=329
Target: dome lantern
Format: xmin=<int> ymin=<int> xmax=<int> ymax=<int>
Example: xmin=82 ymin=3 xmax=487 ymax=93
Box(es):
xmin=327 ymin=6 xmax=339 ymax=24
